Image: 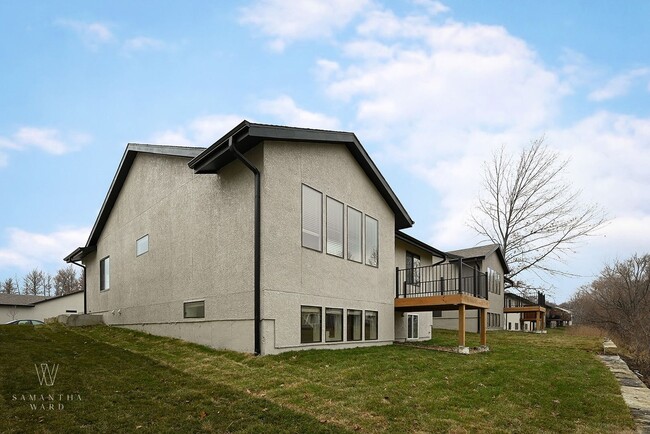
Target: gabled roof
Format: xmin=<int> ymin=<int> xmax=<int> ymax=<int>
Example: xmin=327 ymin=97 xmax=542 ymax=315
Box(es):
xmin=65 ymin=144 xmax=205 ymax=262
xmin=504 ymin=291 xmax=534 ymax=306
xmin=447 ymin=244 xmax=510 ymax=274
xmin=188 ymin=121 xmax=414 ymax=229
xmin=395 ymin=230 xmax=446 ymax=259
xmin=32 ymin=289 xmax=83 ymax=304
xmin=0 ymin=293 xmax=49 ymax=307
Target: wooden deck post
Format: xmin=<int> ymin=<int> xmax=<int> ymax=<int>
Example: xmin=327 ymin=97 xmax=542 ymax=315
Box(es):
xmin=480 ymin=308 xmax=487 ymax=346
xmin=458 ymin=304 xmax=466 ymax=347
xmin=535 ymin=311 xmax=541 ymax=331
xmin=542 ymin=311 xmax=546 ymax=331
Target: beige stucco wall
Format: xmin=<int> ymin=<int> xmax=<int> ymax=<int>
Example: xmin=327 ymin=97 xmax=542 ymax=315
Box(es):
xmin=0 ymin=305 xmax=34 ymax=322
xmin=432 ymin=252 xmax=506 ymax=332
xmin=33 ymin=292 xmax=84 ymax=320
xmin=260 ymin=141 xmax=397 ymax=354
xmin=83 ymin=151 xmax=257 ymax=353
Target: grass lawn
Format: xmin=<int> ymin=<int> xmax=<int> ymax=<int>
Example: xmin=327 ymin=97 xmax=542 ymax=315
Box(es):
xmin=0 ymin=325 xmax=635 ymax=433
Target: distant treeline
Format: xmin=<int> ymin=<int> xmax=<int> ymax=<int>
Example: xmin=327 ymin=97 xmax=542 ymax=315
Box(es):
xmin=1 ymin=265 xmax=83 ymax=297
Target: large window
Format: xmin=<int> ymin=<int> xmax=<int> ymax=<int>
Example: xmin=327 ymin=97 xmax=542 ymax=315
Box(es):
xmin=302 ymin=185 xmax=322 ymax=251
xmin=184 ymin=300 xmax=205 ymax=318
xmin=364 ymin=310 xmax=378 ymax=340
xmin=364 ymin=215 xmax=378 ymax=267
xmin=301 ymin=306 xmax=322 ymax=343
xmin=407 ymin=314 xmax=419 ymax=339
xmin=406 ymin=251 xmax=421 ymax=284
xmin=347 ymin=207 xmax=362 ymax=262
xmin=347 ymin=309 xmax=362 ymax=341
xmin=136 ymin=234 xmax=149 ymax=256
xmin=488 ymin=268 xmax=502 ymax=294
xmin=326 ymin=197 xmax=344 ymax=257
xmin=325 ymin=308 xmax=343 ymax=342
xmin=100 ymin=256 xmax=110 ymax=291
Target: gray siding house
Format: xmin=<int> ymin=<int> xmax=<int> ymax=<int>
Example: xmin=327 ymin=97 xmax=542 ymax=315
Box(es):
xmin=65 ymin=121 xmax=499 ymax=354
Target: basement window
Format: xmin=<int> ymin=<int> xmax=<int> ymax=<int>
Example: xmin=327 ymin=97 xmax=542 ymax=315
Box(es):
xmin=183 ymin=300 xmax=205 ymax=319
xmin=365 ymin=310 xmax=378 ymax=340
xmin=301 ymin=306 xmax=322 ymax=343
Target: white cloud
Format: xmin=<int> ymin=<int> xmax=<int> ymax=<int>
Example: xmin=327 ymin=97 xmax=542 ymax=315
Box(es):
xmin=150 ymin=114 xmax=244 ymax=146
xmin=257 ymin=96 xmax=341 ymax=130
xmin=0 ymin=227 xmax=90 ymax=271
xmin=0 ymin=127 xmax=88 ymax=167
xmin=588 ymin=67 xmax=650 ymax=101
xmin=56 ymin=19 xmax=114 ymax=49
xmin=123 ymin=36 xmax=166 ymax=52
xmin=412 ymin=0 xmax=450 ymax=16
xmin=240 ymin=0 xmax=371 ymax=51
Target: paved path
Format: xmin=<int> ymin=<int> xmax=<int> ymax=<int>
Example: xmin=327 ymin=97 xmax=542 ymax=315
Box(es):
xmin=600 ymin=342 xmax=650 ymax=433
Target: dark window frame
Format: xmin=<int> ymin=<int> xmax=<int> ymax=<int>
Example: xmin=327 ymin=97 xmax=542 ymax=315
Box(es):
xmin=346 ymin=206 xmax=363 ymax=263
xmin=347 ymin=309 xmax=362 ymax=341
xmin=99 ymin=256 xmax=110 ymax=291
xmin=136 ymin=234 xmax=149 ymax=257
xmin=325 ymin=196 xmax=344 ymax=258
xmin=364 ymin=214 xmax=379 ymax=268
xmin=364 ymin=310 xmax=378 ymax=341
xmin=406 ymin=251 xmax=421 ymax=285
xmin=325 ymin=307 xmax=344 ymax=342
xmin=300 ymin=305 xmax=323 ymax=344
xmin=183 ymin=300 xmax=205 ymax=319
xmin=301 ymin=184 xmax=323 ymax=253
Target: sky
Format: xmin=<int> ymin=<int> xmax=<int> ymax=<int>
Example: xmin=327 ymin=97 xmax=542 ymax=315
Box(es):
xmin=1 ymin=1 xmax=649 ymax=302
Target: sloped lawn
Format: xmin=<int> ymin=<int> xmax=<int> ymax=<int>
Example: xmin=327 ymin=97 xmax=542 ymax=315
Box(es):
xmin=0 ymin=325 xmax=635 ymax=433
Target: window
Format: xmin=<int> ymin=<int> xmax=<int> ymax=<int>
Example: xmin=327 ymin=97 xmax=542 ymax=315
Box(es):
xmin=184 ymin=300 xmax=205 ymax=318
xmin=433 ymin=310 xmax=442 ymax=318
xmin=347 ymin=309 xmax=362 ymax=341
xmin=515 ymin=323 xmax=519 ymax=330
xmin=325 ymin=308 xmax=343 ymax=342
xmin=407 ymin=314 xmax=419 ymax=339
xmin=301 ymin=306 xmax=322 ymax=343
xmin=364 ymin=215 xmax=378 ymax=267
xmin=326 ymin=197 xmax=344 ymax=257
xmin=100 ymin=256 xmax=110 ymax=291
xmin=136 ymin=234 xmax=149 ymax=256
xmin=406 ymin=251 xmax=421 ymax=284
xmin=508 ymin=322 xmax=512 ymax=330
xmin=347 ymin=207 xmax=362 ymax=262
xmin=301 ymin=185 xmax=322 ymax=251
xmin=364 ymin=310 xmax=378 ymax=340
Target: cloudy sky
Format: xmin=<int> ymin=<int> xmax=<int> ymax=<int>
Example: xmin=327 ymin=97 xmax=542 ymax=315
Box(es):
xmin=1 ymin=1 xmax=649 ymax=302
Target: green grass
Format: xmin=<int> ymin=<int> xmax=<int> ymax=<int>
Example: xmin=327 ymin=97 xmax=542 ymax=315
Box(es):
xmin=0 ymin=325 xmax=635 ymax=433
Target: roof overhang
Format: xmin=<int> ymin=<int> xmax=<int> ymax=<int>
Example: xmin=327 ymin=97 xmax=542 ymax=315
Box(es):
xmin=395 ymin=230 xmax=446 ymax=259
xmin=188 ymin=121 xmax=414 ymax=229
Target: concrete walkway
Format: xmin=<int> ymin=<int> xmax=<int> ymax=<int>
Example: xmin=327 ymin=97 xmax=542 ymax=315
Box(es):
xmin=600 ymin=340 xmax=650 ymax=433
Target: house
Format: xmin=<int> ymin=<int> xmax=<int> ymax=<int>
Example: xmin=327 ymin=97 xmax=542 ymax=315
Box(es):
xmin=504 ymin=291 xmax=547 ymax=332
xmin=430 ymin=244 xmax=509 ymax=334
xmin=545 ymin=304 xmax=572 ymax=328
xmin=65 ymin=121 xmax=493 ymax=354
xmin=0 ymin=291 xmax=84 ymax=323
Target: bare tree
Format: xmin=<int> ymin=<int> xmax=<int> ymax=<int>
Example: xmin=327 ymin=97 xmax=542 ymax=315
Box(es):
xmin=470 ymin=137 xmax=606 ymax=292
xmin=2 ymin=278 xmax=18 ymax=294
xmin=43 ymin=274 xmax=53 ymax=297
xmin=54 ymin=266 xmax=79 ymax=295
xmin=23 ymin=268 xmax=45 ymax=295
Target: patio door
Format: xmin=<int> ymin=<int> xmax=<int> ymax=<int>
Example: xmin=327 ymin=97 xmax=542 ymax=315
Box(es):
xmin=407 ymin=314 xmax=419 ymax=339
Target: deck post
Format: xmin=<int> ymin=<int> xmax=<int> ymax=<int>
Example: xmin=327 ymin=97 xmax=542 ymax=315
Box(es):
xmin=458 ymin=304 xmax=466 ymax=347
xmin=480 ymin=308 xmax=487 ymax=346
xmin=542 ymin=311 xmax=546 ymax=331
xmin=535 ymin=311 xmax=541 ymax=331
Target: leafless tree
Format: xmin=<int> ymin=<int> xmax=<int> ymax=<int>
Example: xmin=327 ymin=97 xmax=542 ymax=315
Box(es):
xmin=54 ymin=266 xmax=79 ymax=295
xmin=43 ymin=274 xmax=53 ymax=297
xmin=470 ymin=137 xmax=606 ymax=293
xmin=2 ymin=278 xmax=18 ymax=294
xmin=6 ymin=305 xmax=17 ymax=321
xmin=23 ymin=268 xmax=45 ymax=295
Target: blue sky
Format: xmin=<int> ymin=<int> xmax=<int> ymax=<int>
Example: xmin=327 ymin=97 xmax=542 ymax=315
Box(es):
xmin=1 ymin=1 xmax=649 ymax=302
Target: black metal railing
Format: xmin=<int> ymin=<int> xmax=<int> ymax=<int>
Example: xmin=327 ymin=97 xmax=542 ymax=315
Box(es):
xmin=396 ymin=260 xmax=488 ymax=299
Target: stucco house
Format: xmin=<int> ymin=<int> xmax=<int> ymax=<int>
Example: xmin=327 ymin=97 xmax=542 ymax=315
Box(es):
xmin=504 ymin=291 xmax=547 ymax=332
xmin=431 ymin=244 xmax=509 ymax=333
xmin=65 ymin=121 xmax=494 ymax=354
xmin=1 ymin=291 xmax=84 ymax=323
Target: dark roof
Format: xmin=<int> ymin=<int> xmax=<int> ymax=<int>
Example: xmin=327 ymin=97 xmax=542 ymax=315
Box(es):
xmin=0 ymin=293 xmax=49 ymax=307
xmin=65 ymin=144 xmax=205 ymax=262
xmin=447 ymin=244 xmax=510 ymax=273
xmin=32 ymin=289 xmax=83 ymax=304
xmin=188 ymin=121 xmax=414 ymax=229
xmin=504 ymin=291 xmax=534 ymax=306
xmin=395 ymin=231 xmax=446 ymax=259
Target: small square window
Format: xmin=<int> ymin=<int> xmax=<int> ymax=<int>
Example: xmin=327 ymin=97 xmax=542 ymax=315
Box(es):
xmin=136 ymin=235 xmax=149 ymax=256
xmin=184 ymin=300 xmax=205 ymax=319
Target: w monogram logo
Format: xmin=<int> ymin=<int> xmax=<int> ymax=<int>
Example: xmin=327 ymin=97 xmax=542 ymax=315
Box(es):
xmin=34 ymin=363 xmax=59 ymax=387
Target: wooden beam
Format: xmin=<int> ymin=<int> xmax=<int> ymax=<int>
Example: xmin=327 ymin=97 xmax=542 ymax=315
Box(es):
xmin=480 ymin=308 xmax=487 ymax=346
xmin=535 ymin=311 xmax=540 ymax=331
xmin=458 ymin=304 xmax=466 ymax=347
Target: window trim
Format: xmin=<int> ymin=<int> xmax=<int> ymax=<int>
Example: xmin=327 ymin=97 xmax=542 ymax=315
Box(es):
xmin=325 ymin=196 xmax=344 ymax=258
xmin=346 ymin=309 xmax=362 ymax=341
xmin=301 ymin=184 xmax=323 ymax=253
xmin=183 ymin=299 xmax=205 ymax=319
xmin=136 ymin=234 xmax=149 ymax=257
xmin=300 ymin=305 xmax=323 ymax=344
xmin=325 ymin=307 xmax=344 ymax=342
xmin=99 ymin=256 xmax=110 ymax=292
xmin=364 ymin=214 xmax=379 ymax=268
xmin=364 ymin=310 xmax=378 ymax=341
xmin=346 ymin=206 xmax=363 ymax=263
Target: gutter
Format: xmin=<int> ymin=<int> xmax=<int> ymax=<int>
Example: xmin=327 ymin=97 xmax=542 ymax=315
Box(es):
xmin=68 ymin=261 xmax=87 ymax=314
xmin=227 ymin=135 xmax=262 ymax=356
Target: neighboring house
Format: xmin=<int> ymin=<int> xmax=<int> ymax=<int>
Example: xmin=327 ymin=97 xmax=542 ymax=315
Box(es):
xmin=65 ymin=121 xmax=493 ymax=354
xmin=0 ymin=291 xmax=84 ymax=323
xmin=504 ymin=291 xmax=547 ymax=332
xmin=545 ymin=304 xmax=572 ymax=328
xmin=431 ymin=244 xmax=509 ymax=334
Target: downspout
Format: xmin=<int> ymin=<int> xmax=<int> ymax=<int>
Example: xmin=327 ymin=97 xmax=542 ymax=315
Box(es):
xmin=69 ymin=261 xmax=87 ymax=314
xmin=228 ymin=136 xmax=261 ymax=355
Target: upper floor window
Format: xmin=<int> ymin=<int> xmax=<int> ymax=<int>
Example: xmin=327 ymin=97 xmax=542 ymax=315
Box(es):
xmin=326 ymin=197 xmax=344 ymax=257
xmin=347 ymin=207 xmax=362 ymax=263
xmin=406 ymin=251 xmax=421 ymax=284
xmin=364 ymin=215 xmax=378 ymax=267
xmin=136 ymin=234 xmax=149 ymax=256
xmin=100 ymin=256 xmax=110 ymax=291
xmin=302 ymin=185 xmax=322 ymax=252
